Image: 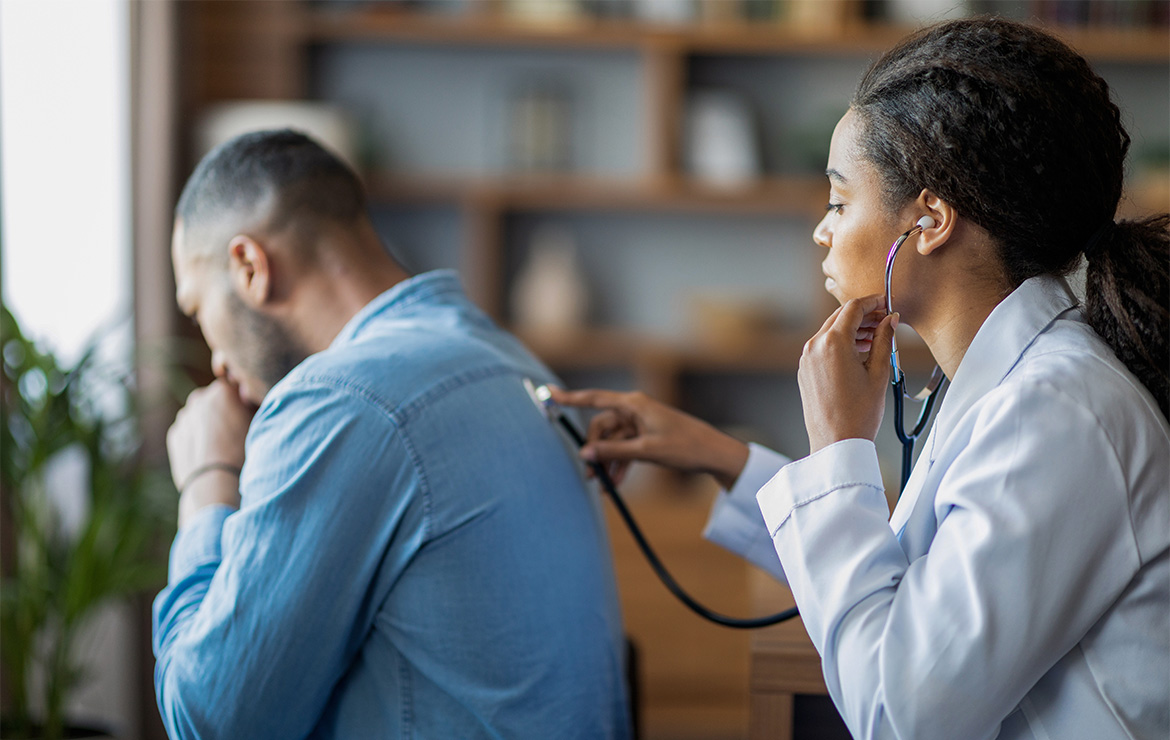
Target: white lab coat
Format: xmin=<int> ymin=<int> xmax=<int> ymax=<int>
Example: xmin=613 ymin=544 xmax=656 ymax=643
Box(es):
xmin=703 ymin=275 xmax=1170 ymax=740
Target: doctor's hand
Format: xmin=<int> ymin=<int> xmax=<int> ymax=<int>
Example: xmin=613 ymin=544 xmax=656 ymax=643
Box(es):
xmin=547 ymin=387 xmax=749 ymax=490
xmin=167 ymin=379 xmax=256 ymax=527
xmin=798 ymin=295 xmax=897 ymax=455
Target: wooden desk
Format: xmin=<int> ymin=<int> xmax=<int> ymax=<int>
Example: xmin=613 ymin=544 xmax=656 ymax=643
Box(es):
xmin=747 ymin=590 xmax=828 ymax=740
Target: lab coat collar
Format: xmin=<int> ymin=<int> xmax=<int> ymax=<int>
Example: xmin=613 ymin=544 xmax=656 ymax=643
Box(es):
xmin=928 ymin=274 xmax=1080 ymax=461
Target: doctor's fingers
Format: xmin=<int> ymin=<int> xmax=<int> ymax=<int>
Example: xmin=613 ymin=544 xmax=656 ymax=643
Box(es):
xmin=831 ymin=295 xmax=886 ymax=336
xmin=863 ymin=313 xmax=898 ymax=381
xmin=548 ymin=386 xmax=642 ymax=414
xmin=581 ymin=448 xmax=633 ymax=486
xmin=812 ymin=299 xmax=881 ymax=349
xmin=853 ymin=310 xmax=888 ymax=352
xmin=587 ymin=408 xmax=640 ymax=444
xmin=815 ymin=305 xmax=845 ymax=334
xmin=582 ymin=435 xmax=653 ymax=467
xmin=813 ymin=298 xmax=883 ymax=353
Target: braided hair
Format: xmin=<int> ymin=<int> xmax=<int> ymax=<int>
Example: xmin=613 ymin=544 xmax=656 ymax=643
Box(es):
xmin=852 ymin=17 xmax=1169 ymax=419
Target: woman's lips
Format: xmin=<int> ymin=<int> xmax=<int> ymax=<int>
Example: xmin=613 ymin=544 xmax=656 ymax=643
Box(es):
xmin=822 ymin=261 xmax=836 ymax=294
xmin=823 ymin=269 xmax=838 ymax=293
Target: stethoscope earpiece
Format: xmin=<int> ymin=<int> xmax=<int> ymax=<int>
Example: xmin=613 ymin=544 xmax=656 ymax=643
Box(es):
xmin=916 ymin=215 xmax=936 ymax=230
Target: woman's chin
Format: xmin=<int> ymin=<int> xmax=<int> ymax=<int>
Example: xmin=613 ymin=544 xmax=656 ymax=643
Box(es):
xmin=824 ymin=278 xmax=845 ymax=305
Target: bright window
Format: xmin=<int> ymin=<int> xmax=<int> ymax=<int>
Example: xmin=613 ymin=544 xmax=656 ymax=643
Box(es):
xmin=1 ymin=0 xmax=131 ymax=364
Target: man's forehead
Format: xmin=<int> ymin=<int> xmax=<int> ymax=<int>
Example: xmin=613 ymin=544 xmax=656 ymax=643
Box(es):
xmin=173 ymin=268 xmax=196 ymax=316
xmin=171 ymin=218 xmax=191 ymax=264
xmin=171 ymin=220 xmax=199 ymax=314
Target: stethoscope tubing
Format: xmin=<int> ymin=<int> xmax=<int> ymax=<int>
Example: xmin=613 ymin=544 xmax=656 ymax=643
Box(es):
xmin=554 ymin=413 xmax=799 ymax=629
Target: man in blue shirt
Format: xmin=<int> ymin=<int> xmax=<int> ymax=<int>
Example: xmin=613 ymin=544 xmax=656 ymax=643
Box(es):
xmin=154 ymin=130 xmax=631 ymax=739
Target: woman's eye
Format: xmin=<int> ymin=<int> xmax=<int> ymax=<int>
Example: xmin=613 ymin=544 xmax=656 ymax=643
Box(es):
xmin=826 ymin=202 xmax=845 ymax=214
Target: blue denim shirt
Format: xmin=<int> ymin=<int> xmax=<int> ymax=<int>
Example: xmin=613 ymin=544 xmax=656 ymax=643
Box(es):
xmin=153 ymin=270 xmax=631 ymax=739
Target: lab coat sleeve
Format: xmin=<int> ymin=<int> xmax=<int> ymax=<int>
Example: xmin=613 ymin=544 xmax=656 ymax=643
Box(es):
xmin=703 ymin=443 xmax=791 ymax=583
xmin=756 ymin=383 xmax=1141 ymax=740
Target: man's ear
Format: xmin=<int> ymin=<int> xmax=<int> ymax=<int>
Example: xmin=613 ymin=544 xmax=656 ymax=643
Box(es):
xmin=227 ymin=235 xmax=272 ymax=308
xmin=913 ymin=190 xmax=958 ymax=256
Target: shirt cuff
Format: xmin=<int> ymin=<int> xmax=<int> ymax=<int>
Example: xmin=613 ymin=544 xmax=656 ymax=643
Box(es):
xmin=756 ymin=438 xmax=884 ymax=538
xmin=167 ymin=504 xmax=235 ymax=583
xmin=703 ymin=443 xmax=791 ymax=582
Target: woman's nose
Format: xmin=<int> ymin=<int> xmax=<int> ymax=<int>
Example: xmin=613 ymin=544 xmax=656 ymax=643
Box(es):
xmin=813 ymin=213 xmax=832 ymax=249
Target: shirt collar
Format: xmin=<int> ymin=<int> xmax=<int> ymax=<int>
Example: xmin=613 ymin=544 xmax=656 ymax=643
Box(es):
xmin=929 ymin=274 xmax=1080 ymax=454
xmin=330 ymin=269 xmax=465 ymax=349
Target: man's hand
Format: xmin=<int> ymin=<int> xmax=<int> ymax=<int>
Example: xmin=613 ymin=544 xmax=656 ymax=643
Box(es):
xmin=167 ymin=379 xmax=256 ymax=527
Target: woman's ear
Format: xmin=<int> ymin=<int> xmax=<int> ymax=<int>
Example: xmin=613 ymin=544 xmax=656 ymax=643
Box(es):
xmin=914 ymin=190 xmax=958 ymax=256
xmin=227 ymin=234 xmax=272 ymax=308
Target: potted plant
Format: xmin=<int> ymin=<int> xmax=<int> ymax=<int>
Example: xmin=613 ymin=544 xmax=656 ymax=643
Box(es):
xmin=1 ymin=305 xmax=174 ymax=739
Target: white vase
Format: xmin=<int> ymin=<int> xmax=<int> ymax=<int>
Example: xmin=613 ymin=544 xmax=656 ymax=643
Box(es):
xmin=635 ymin=0 xmax=697 ymax=24
xmin=511 ymin=226 xmax=589 ymax=334
xmin=685 ymin=90 xmax=761 ymax=187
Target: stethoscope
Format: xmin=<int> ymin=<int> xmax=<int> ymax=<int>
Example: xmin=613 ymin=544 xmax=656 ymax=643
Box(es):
xmin=525 ymin=379 xmax=799 ymax=628
xmin=522 ymin=218 xmax=946 ymax=629
xmin=886 ymin=216 xmax=948 ymax=491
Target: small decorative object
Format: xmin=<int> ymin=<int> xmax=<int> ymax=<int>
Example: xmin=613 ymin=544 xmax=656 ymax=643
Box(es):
xmin=634 ymin=0 xmax=697 ymax=24
xmin=684 ymin=89 xmax=761 ymax=187
xmin=509 ymin=84 xmax=574 ymax=172
xmin=195 ymin=101 xmax=359 ymax=171
xmin=580 ymin=0 xmax=635 ymax=20
xmin=698 ymin=0 xmax=744 ymax=24
xmin=511 ymin=226 xmax=589 ymax=335
xmin=784 ymin=0 xmax=850 ymax=30
xmin=885 ymin=0 xmax=969 ymax=25
xmin=505 ymin=0 xmax=582 ymax=24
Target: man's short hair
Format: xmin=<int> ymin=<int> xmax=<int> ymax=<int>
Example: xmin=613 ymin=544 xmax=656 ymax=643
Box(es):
xmin=175 ymin=129 xmax=367 ymax=259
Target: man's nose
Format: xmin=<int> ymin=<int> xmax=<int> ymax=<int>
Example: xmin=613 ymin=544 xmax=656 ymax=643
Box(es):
xmin=211 ymin=351 xmax=228 ymax=380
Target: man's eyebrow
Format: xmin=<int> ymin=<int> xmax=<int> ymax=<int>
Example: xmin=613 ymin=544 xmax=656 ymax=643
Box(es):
xmin=826 ymin=168 xmax=847 ymax=184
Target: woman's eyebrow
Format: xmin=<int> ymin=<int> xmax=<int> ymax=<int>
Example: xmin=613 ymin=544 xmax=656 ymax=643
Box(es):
xmin=825 ymin=168 xmax=847 ymax=184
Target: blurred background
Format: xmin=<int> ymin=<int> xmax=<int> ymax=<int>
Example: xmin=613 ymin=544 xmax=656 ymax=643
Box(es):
xmin=1 ymin=1 xmax=1167 ymax=738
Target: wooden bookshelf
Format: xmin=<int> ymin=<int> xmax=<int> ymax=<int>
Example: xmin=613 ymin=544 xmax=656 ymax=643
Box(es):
xmin=298 ymin=5 xmax=1170 ymax=63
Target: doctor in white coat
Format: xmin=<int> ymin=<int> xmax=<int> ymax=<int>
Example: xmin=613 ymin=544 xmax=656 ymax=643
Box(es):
xmin=552 ymin=18 xmax=1169 ymax=740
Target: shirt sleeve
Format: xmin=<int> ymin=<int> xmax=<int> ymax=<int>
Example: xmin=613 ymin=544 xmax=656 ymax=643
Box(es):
xmin=152 ymin=380 xmax=421 ymax=740
xmin=702 ymin=442 xmax=791 ymax=583
xmin=756 ymin=383 xmax=1141 ymax=740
